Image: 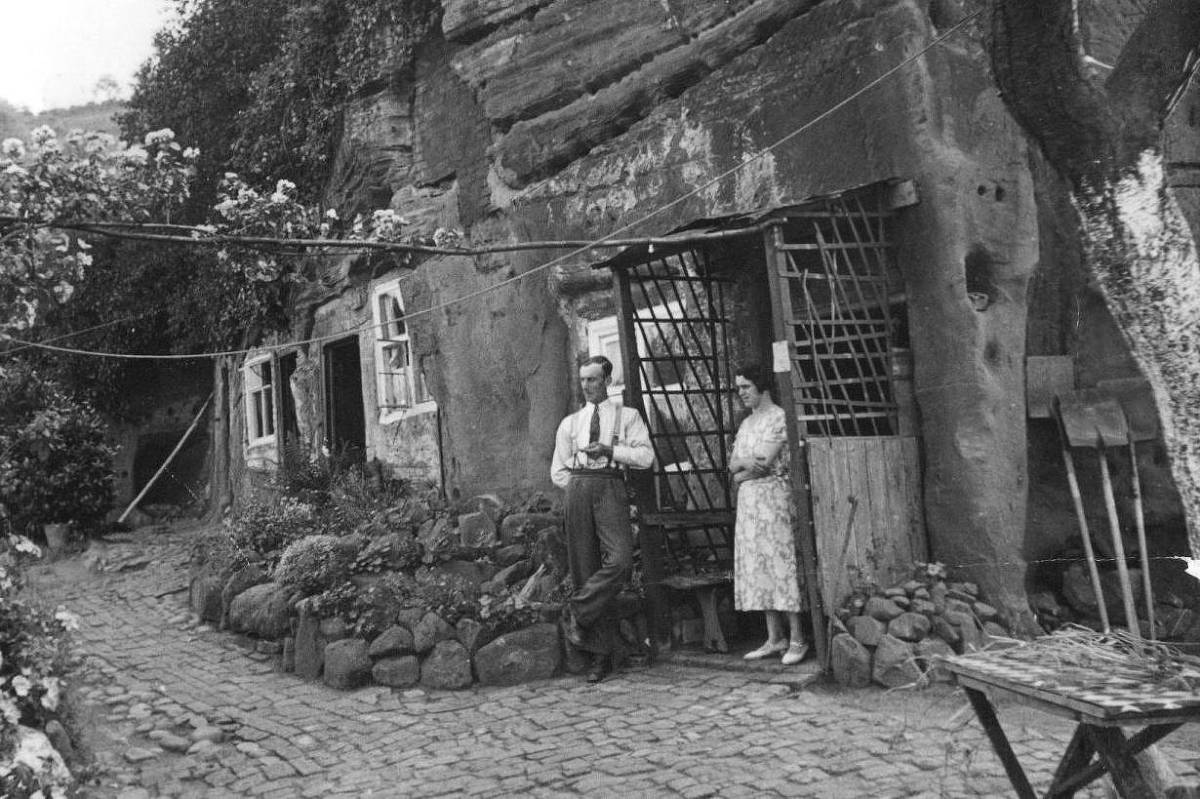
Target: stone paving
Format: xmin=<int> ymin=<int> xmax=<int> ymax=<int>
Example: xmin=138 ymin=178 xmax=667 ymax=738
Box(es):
xmin=25 ymin=526 xmax=1200 ymax=798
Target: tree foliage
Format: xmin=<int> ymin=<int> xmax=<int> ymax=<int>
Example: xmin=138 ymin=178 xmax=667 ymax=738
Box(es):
xmin=121 ymin=0 xmax=441 ymax=205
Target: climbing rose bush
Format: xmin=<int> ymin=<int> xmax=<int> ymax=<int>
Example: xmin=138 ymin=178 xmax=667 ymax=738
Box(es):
xmin=0 ymin=126 xmax=195 ymax=333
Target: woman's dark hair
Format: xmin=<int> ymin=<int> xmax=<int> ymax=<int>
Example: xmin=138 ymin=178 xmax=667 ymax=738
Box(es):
xmin=734 ymin=361 xmax=774 ymax=394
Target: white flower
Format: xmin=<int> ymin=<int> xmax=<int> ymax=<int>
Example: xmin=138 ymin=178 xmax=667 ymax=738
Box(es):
xmin=122 ymin=145 xmax=149 ymax=164
xmin=11 ymin=675 xmax=31 ymax=697
xmin=1 ymin=138 xmax=24 ymax=158
xmin=325 ymin=208 xmax=339 ymax=220
xmin=39 ymin=678 xmax=60 ymax=711
xmin=30 ymin=125 xmax=56 ymax=145
xmin=0 ymin=695 xmax=18 ymax=724
xmin=144 ymin=128 xmax=176 ymax=146
xmin=10 ymin=535 xmax=41 ymax=556
xmin=5 ymin=163 xmax=28 ymax=177
xmin=182 ymin=146 xmax=200 ymax=160
xmin=54 ymin=607 xmax=79 ymax=631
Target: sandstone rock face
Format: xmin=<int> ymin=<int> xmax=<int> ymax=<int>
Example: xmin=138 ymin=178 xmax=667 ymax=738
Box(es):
xmin=872 ymin=635 xmax=920 ymax=688
xmin=323 ymin=639 xmax=373 ymax=690
xmin=847 ymin=615 xmax=885 ymax=647
xmin=499 ymin=513 xmax=560 ymax=543
xmin=888 ymin=612 xmax=931 ymax=643
xmin=420 ymin=641 xmax=473 ymax=689
xmin=294 ymin=606 xmax=352 ymax=681
xmin=413 ymin=612 xmax=457 ymax=654
xmin=830 ymin=634 xmax=872 ymax=689
xmin=189 ymin=575 xmax=223 ymax=623
xmin=455 ymin=617 xmax=487 ymax=654
xmin=457 ymin=511 xmax=498 ymax=548
xmin=294 ymin=608 xmax=324 ymax=681
xmin=442 ymin=0 xmax=552 ymax=43
xmin=533 ymin=526 xmax=568 ymax=576
xmin=220 ymin=565 xmax=266 ymax=628
xmin=474 ymin=623 xmax=560 ymax=686
xmin=914 ymin=638 xmax=955 ymax=683
xmin=487 ymin=559 xmax=534 ymax=592
xmin=865 ymin=597 xmax=904 ymax=623
xmin=373 ymin=656 xmax=421 ymax=688
xmin=227 ymin=583 xmax=292 ymax=640
xmin=368 ymin=625 xmax=415 ymax=659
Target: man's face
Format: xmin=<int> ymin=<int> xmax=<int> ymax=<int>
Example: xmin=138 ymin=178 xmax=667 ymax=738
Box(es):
xmin=579 ymin=363 xmax=609 ymax=404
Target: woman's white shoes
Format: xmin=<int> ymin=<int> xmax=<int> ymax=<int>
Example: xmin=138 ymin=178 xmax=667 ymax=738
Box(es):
xmin=781 ymin=641 xmax=810 ymax=665
xmin=743 ymin=640 xmax=788 ymax=660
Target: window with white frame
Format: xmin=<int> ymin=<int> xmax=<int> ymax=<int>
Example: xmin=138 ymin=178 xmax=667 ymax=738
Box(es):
xmin=372 ymin=278 xmax=433 ymax=417
xmin=586 ymin=300 xmax=684 ymax=396
xmin=244 ymin=356 xmax=276 ymax=444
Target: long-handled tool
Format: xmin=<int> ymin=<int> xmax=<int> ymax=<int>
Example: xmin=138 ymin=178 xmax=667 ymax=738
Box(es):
xmin=1053 ymin=398 xmax=1109 ymax=632
xmin=1057 ymin=390 xmax=1147 ymax=635
xmin=1123 ymin=407 xmax=1156 ymax=639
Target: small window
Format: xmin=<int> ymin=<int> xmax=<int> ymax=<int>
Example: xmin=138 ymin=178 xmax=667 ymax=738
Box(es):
xmin=244 ymin=356 xmax=276 ymax=444
xmin=372 ymin=278 xmax=434 ymax=419
xmin=586 ymin=300 xmax=684 ymax=396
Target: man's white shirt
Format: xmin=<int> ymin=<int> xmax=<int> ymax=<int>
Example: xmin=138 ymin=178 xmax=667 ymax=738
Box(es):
xmin=550 ymin=399 xmax=654 ymax=488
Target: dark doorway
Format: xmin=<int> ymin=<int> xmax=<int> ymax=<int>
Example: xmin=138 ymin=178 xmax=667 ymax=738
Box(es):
xmin=132 ymin=428 xmax=210 ymax=507
xmin=323 ymin=337 xmax=366 ymax=461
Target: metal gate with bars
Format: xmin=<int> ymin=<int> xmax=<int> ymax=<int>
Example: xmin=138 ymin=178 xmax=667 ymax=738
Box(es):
xmin=611 ymin=245 xmax=739 ymax=578
xmin=600 ymin=184 xmax=927 ymax=658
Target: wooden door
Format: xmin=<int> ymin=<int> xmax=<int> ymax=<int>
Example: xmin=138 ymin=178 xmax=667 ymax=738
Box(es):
xmin=766 ymin=192 xmax=927 ymax=610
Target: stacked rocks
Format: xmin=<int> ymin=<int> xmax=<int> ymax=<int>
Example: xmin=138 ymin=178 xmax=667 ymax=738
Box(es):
xmin=830 ymin=572 xmax=1009 ymax=689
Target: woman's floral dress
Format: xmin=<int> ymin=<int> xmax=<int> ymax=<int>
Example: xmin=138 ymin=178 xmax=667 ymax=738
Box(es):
xmin=732 ymin=404 xmax=803 ymax=612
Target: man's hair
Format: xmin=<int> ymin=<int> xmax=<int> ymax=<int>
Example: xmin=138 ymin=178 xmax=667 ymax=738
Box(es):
xmin=579 ymin=354 xmax=614 ymax=379
xmin=735 ymin=361 xmax=774 ymax=394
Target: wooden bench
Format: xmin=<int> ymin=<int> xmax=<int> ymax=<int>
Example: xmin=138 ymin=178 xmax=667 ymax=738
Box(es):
xmin=640 ymin=510 xmax=736 ymax=653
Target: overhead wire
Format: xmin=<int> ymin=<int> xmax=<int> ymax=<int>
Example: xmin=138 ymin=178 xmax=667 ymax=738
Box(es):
xmin=8 ymin=8 xmax=984 ymax=362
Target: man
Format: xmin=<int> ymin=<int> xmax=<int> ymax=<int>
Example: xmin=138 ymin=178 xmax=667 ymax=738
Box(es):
xmin=551 ymin=355 xmax=653 ymax=682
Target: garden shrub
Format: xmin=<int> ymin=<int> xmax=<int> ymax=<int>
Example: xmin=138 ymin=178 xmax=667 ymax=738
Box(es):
xmin=226 ymin=495 xmax=321 ymax=566
xmin=0 ymin=533 xmax=80 ymax=797
xmin=0 ymin=364 xmax=115 ymax=537
xmin=274 ymin=535 xmax=351 ymax=596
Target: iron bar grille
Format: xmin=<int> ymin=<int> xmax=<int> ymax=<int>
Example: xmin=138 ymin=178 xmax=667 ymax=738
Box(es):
xmin=626 ymin=248 xmax=737 ymax=516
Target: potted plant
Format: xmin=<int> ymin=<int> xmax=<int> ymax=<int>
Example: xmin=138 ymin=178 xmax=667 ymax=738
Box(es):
xmin=0 ymin=366 xmax=115 ymax=546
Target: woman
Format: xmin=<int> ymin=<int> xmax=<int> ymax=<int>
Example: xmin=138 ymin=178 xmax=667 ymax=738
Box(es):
xmin=728 ymin=362 xmax=808 ymax=665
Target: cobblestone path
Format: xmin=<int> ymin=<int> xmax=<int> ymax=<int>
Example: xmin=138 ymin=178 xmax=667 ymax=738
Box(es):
xmin=26 ymin=527 xmax=1199 ymax=798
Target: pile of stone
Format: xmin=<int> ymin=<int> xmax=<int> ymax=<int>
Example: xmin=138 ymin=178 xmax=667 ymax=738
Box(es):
xmin=186 ymin=506 xmax=635 ymax=690
xmin=1031 ymin=556 xmax=1200 ymax=642
xmin=829 ymin=573 xmax=1009 ymax=689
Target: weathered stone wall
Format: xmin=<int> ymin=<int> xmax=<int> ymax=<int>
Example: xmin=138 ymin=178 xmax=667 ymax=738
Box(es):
xmin=215 ymin=0 xmax=1189 ymax=615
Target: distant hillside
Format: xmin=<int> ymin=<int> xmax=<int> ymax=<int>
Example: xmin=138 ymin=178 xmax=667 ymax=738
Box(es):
xmin=0 ymin=99 xmax=126 ymax=143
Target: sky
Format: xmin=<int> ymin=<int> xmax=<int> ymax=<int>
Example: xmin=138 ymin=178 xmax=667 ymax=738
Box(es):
xmin=0 ymin=0 xmax=173 ymax=112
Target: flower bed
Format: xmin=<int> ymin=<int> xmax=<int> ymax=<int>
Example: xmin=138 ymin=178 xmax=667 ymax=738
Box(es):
xmin=188 ymin=468 xmax=618 ymax=689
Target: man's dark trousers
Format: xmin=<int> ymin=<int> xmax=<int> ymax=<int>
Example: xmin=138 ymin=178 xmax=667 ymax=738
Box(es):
xmin=564 ymin=471 xmax=632 ymax=654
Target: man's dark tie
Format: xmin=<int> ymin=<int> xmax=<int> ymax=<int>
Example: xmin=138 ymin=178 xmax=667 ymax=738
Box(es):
xmin=588 ymin=403 xmax=601 ymax=444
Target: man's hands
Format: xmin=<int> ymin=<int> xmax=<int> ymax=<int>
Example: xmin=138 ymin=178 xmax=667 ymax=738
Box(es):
xmin=581 ymin=442 xmax=613 ymax=458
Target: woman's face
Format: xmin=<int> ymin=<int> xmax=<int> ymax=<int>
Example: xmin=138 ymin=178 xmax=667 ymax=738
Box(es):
xmin=735 ymin=375 xmax=762 ymax=410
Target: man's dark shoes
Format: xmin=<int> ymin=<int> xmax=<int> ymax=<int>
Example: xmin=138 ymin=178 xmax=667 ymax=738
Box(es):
xmin=586 ymin=654 xmax=611 ymax=684
xmin=563 ymin=611 xmax=587 ymax=649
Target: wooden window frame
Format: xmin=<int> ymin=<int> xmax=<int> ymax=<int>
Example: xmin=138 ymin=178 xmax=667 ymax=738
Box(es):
xmin=371 ymin=277 xmax=435 ymax=423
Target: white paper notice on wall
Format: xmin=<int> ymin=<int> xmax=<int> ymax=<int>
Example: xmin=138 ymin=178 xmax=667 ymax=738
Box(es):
xmin=771 ymin=340 xmax=790 ymax=373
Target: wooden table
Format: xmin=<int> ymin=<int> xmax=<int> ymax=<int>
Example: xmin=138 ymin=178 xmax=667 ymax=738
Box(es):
xmin=944 ymin=651 xmax=1200 ymax=798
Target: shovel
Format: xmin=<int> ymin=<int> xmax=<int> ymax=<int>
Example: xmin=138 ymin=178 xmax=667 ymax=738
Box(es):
xmin=1056 ymin=390 xmax=1154 ymax=637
